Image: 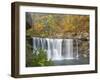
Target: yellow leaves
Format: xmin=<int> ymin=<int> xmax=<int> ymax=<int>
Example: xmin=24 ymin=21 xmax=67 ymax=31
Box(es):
xmin=26 ymin=13 xmax=89 ymax=38
xmin=34 ymin=23 xmax=44 ymax=32
xmin=61 ymin=20 xmax=76 ymax=33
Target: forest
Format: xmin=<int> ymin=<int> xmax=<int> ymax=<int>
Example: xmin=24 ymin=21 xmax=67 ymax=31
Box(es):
xmin=26 ymin=13 xmax=89 ymax=39
xmin=26 ymin=12 xmax=89 ymax=67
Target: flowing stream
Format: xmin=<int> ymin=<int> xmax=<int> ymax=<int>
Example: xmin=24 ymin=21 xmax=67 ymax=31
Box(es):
xmin=32 ymin=37 xmax=79 ymax=60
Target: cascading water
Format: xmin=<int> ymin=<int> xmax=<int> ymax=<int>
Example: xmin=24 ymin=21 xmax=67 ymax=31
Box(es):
xmin=62 ymin=39 xmax=74 ymax=59
xmin=32 ymin=37 xmax=79 ymax=61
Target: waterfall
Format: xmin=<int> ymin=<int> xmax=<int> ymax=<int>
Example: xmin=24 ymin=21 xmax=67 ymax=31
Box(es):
xmin=76 ymin=39 xmax=79 ymax=59
xmin=32 ymin=37 xmax=79 ymax=60
xmin=62 ymin=39 xmax=74 ymax=59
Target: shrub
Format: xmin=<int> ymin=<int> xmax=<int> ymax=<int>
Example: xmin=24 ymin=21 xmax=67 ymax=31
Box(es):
xmin=31 ymin=48 xmax=54 ymax=66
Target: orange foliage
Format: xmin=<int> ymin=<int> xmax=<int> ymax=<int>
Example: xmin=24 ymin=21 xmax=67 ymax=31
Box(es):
xmin=34 ymin=23 xmax=44 ymax=32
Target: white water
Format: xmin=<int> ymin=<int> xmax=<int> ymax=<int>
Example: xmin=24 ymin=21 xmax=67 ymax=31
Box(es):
xmin=64 ymin=39 xmax=74 ymax=59
xmin=32 ymin=37 xmax=79 ymax=60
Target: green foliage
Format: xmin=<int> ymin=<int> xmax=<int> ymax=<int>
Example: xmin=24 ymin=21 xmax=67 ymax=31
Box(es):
xmin=26 ymin=41 xmax=54 ymax=67
xmin=31 ymin=48 xmax=54 ymax=66
xmin=26 ymin=41 xmax=34 ymax=67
